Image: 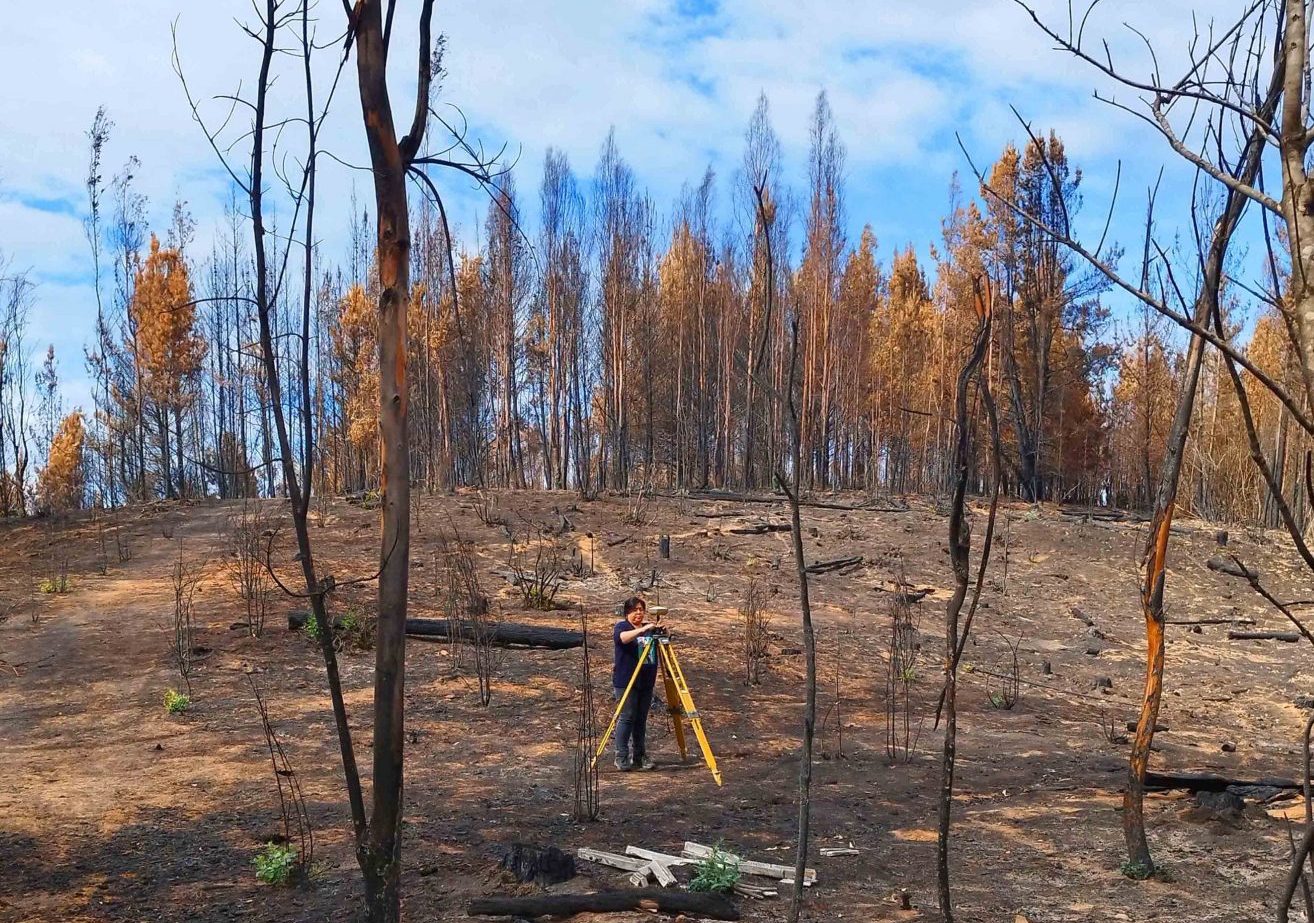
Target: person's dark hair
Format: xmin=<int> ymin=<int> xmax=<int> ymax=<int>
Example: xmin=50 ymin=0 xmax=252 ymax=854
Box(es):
xmin=622 ymin=596 xmax=647 ymax=616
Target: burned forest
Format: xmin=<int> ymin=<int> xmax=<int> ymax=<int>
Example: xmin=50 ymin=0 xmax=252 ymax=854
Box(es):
xmin=8 ymin=2 xmax=1314 ymax=922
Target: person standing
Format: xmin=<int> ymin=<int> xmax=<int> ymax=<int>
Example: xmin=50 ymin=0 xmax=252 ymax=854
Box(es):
xmin=612 ymin=596 xmax=660 ymax=770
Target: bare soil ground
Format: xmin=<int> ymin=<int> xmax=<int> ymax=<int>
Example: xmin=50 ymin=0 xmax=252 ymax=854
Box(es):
xmin=2 ymin=490 xmax=1313 ymax=922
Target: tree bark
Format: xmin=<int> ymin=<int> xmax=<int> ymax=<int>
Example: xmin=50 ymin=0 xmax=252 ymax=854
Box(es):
xmin=350 ymin=1 xmax=435 ymax=918
xmin=937 ymin=292 xmax=992 ymax=923
xmin=1123 ymin=77 xmax=1276 ymax=872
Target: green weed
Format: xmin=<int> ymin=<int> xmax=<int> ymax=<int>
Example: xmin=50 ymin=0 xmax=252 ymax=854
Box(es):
xmin=252 ymin=842 xmax=299 ymax=886
xmin=689 ymin=846 xmax=741 ymax=894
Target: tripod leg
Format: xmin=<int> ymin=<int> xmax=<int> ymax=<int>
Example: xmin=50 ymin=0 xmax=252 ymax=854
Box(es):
xmin=663 ymin=645 xmax=723 ymax=786
xmin=660 ymin=645 xmax=688 ymax=761
xmin=593 ymin=640 xmax=651 ymax=767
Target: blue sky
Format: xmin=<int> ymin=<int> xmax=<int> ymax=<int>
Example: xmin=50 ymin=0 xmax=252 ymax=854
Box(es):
xmin=0 ymin=0 xmax=1250 ymax=414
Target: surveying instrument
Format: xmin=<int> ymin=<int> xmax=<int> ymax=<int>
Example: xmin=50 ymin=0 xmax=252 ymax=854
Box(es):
xmin=593 ymin=607 xmax=722 ymax=786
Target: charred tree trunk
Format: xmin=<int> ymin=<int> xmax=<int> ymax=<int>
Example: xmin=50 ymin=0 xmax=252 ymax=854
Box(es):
xmin=350 ymin=1 xmax=434 ymax=917
xmin=1123 ymin=81 xmax=1276 ymax=874
xmin=937 ymin=285 xmax=992 ymax=922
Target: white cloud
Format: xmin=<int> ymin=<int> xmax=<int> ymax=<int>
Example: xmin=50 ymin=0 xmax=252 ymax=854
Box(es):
xmin=0 ymin=0 xmax=1272 ymax=382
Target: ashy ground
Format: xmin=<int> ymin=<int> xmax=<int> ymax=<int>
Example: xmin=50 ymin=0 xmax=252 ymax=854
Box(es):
xmin=1 ymin=490 xmax=1313 ymax=922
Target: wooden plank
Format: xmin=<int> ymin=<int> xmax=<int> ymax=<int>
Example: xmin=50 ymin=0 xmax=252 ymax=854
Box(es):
xmin=623 ymin=848 xmax=684 ymax=885
xmin=628 ymin=863 xmax=653 ymax=887
xmin=576 ymin=848 xmax=649 ymax=873
xmin=682 ymin=842 xmax=817 ymax=883
xmin=625 ymin=846 xmax=696 ymax=867
xmin=818 ymin=847 xmax=859 ymax=857
xmin=734 ymin=881 xmax=777 ymax=900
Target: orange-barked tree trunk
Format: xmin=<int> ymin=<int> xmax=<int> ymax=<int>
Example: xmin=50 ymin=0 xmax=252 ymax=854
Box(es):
xmin=1123 ymin=79 xmax=1277 ymax=872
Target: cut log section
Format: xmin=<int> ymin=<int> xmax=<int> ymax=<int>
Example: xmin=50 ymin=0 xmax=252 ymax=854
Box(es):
xmin=468 ymin=890 xmax=740 ymax=920
xmin=287 ymin=612 xmax=584 ymax=649
xmin=1227 ymin=630 xmax=1300 ymax=643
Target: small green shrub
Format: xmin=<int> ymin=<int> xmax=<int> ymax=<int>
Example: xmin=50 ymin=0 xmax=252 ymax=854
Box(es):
xmin=253 ymin=842 xmax=299 ymax=886
xmin=302 ymin=613 xmax=322 ymax=642
xmin=689 ymin=846 xmax=740 ymax=893
xmin=1119 ymin=860 xmax=1154 ymax=880
xmin=164 ymin=689 xmax=190 ymax=714
xmin=39 ymin=576 xmax=70 ymax=594
xmin=303 ymin=609 xmax=374 ymax=651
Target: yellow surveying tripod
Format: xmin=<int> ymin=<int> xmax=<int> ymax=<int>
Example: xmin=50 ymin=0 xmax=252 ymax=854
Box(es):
xmin=593 ymin=627 xmax=722 ymax=786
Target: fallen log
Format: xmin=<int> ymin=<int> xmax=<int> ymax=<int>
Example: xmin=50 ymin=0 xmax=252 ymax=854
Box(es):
xmin=1058 ymin=506 xmax=1127 ymax=522
xmin=1207 ymin=556 xmax=1258 ymax=579
xmin=1140 ymin=770 xmax=1301 ymax=792
xmin=668 ymin=489 xmax=908 ymax=513
xmin=805 ymin=555 xmax=864 ymax=576
xmin=876 ymin=580 xmax=932 ymax=603
xmin=725 ymin=521 xmax=791 ymax=535
xmin=1228 ymin=630 xmax=1301 ymax=643
xmin=287 ymin=612 xmax=583 ymax=649
xmin=467 ymin=890 xmax=740 ymax=920
xmin=1167 ymin=617 xmax=1256 ymax=626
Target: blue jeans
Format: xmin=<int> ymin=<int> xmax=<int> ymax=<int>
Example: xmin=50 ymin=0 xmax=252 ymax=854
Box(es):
xmin=614 ymin=682 xmax=655 ymax=761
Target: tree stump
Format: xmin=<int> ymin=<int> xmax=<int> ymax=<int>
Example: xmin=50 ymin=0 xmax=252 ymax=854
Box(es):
xmin=497 ymin=844 xmax=576 ymax=886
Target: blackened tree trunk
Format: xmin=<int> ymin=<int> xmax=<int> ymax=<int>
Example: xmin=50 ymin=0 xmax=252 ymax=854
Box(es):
xmin=350 ymin=1 xmax=433 ymax=917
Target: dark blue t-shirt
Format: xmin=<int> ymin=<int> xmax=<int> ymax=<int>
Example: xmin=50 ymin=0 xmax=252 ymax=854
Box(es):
xmin=613 ymin=619 xmax=659 ymax=690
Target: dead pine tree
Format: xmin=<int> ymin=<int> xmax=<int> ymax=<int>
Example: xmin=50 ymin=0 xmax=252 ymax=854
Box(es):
xmin=937 ymin=277 xmax=998 ymax=922
xmin=747 ymin=152 xmax=817 ymax=922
